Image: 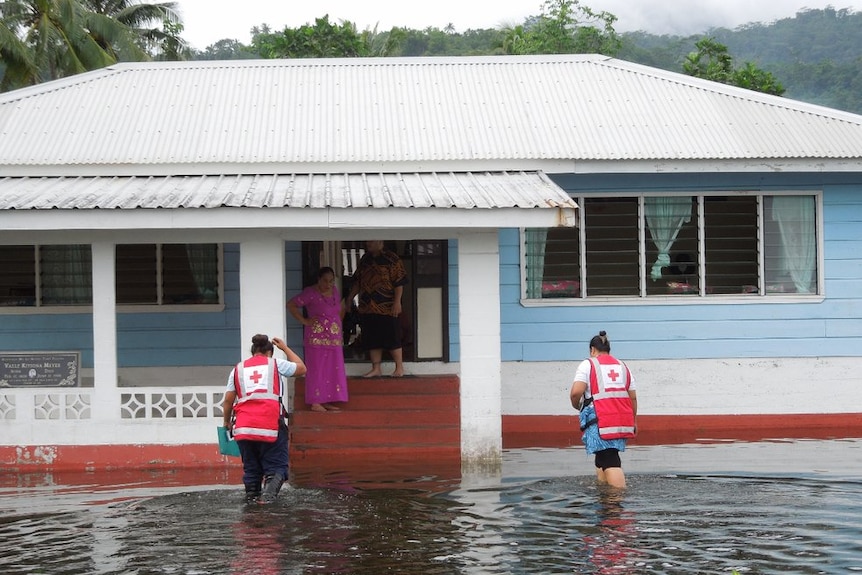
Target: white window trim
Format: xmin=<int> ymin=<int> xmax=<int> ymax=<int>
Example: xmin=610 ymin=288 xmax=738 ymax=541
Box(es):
xmin=0 ymin=244 xmax=226 ymax=313
xmin=520 ymin=190 xmax=825 ymax=306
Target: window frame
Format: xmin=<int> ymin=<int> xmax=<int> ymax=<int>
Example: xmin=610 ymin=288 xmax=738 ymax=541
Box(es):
xmin=0 ymin=243 xmax=225 ymax=314
xmin=520 ymin=190 xmax=824 ymax=306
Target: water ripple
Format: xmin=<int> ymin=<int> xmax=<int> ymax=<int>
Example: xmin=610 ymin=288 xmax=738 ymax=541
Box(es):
xmin=2 ymin=461 xmax=862 ymax=573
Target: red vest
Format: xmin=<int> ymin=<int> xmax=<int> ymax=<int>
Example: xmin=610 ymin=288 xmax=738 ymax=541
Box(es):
xmin=232 ymin=355 xmax=283 ymax=442
xmin=588 ymin=355 xmax=636 ymax=440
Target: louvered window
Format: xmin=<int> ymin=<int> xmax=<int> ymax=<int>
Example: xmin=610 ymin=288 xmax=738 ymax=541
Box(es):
xmin=0 ymin=245 xmax=92 ymax=306
xmin=117 ymin=244 xmax=220 ymax=305
xmin=524 ymin=193 xmax=819 ymax=300
xmin=0 ymin=244 xmax=220 ymax=307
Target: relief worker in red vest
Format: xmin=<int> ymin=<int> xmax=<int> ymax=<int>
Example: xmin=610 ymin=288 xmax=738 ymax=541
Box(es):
xmin=223 ymin=334 xmax=306 ymax=504
xmin=570 ymin=330 xmax=638 ymax=489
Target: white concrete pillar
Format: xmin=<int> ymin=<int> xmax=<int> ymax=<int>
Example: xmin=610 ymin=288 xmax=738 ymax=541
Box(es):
xmin=91 ymin=242 xmax=119 ymax=420
xmin=457 ymin=230 xmax=502 ymax=468
xmin=238 ymin=239 xmax=288 ymax=356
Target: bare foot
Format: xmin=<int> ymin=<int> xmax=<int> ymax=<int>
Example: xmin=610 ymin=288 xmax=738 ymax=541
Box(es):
xmin=323 ymin=404 xmax=341 ymax=411
xmin=390 ymin=370 xmax=404 ymax=378
xmin=310 ymin=404 xmax=326 ymax=412
xmin=362 ymin=368 xmax=382 ymax=378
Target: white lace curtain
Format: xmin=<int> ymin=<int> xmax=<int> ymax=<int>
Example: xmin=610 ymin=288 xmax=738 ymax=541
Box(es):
xmin=645 ymin=197 xmax=693 ymax=281
xmin=771 ymin=196 xmax=816 ymax=293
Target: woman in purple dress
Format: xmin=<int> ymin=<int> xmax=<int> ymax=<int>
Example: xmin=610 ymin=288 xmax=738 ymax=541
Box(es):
xmin=287 ymin=267 xmax=349 ymax=412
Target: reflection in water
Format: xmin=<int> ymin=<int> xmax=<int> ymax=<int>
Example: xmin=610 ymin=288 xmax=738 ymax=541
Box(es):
xmin=583 ymin=488 xmax=643 ymax=573
xmin=2 ymin=446 xmax=862 ymax=574
xmin=230 ymin=511 xmax=282 ymax=575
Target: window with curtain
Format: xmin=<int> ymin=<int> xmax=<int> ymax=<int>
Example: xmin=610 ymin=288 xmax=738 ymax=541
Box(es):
xmin=0 ymin=244 xmax=220 ymax=307
xmin=764 ymin=196 xmax=817 ymax=294
xmin=41 ymin=245 xmax=93 ymax=305
xmin=524 ymin=193 xmax=820 ymax=300
xmin=117 ymin=243 xmax=220 ymax=305
xmin=524 ymin=227 xmax=581 ymax=298
xmin=0 ymin=245 xmax=92 ymax=306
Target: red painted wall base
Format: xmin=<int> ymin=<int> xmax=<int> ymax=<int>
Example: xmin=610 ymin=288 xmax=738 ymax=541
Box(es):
xmin=3 ymin=413 xmax=861 ymax=472
xmin=502 ymin=413 xmax=862 ymax=448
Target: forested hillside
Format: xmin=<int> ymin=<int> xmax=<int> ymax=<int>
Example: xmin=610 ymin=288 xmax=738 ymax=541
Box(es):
xmin=617 ymin=7 xmax=862 ymax=114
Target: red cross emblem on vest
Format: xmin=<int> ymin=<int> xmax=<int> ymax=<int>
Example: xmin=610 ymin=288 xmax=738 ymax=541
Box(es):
xmin=249 ymin=370 xmax=264 ymax=384
xmin=607 ymin=368 xmax=620 ymax=382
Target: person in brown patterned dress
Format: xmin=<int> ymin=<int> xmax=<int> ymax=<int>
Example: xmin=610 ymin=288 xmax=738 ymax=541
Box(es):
xmin=348 ymin=240 xmax=409 ymax=377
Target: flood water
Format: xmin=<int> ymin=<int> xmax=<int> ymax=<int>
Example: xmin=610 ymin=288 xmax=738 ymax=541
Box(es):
xmin=2 ymin=439 xmax=861 ymax=574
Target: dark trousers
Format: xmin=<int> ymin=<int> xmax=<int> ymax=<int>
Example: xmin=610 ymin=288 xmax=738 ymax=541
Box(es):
xmin=237 ymin=421 xmax=289 ymax=491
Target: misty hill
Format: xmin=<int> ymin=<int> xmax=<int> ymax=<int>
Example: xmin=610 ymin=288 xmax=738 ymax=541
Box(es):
xmin=618 ymin=6 xmax=862 ymax=114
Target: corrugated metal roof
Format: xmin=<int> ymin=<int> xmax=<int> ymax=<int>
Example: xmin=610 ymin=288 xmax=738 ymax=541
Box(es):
xmin=3 ymin=55 xmax=862 ymax=170
xmin=0 ymin=171 xmax=577 ymax=210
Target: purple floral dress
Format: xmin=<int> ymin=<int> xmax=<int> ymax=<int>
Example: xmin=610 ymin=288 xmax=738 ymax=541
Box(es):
xmin=289 ymin=285 xmax=348 ymax=405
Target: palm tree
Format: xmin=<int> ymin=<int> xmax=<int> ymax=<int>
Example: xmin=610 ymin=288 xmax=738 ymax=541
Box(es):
xmin=361 ymin=24 xmax=406 ymax=57
xmin=1 ymin=0 xmax=138 ymax=90
xmin=81 ymin=0 xmax=187 ymax=59
xmin=0 ymin=0 xmax=185 ymax=92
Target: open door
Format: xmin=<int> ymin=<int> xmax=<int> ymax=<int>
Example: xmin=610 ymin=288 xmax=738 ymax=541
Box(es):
xmin=301 ymin=240 xmax=448 ymax=363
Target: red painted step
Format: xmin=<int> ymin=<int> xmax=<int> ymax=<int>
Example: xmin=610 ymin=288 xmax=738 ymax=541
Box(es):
xmin=289 ymin=374 xmax=461 ymax=462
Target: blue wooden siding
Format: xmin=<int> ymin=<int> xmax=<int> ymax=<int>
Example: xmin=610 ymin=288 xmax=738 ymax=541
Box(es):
xmin=448 ymin=240 xmax=460 ymax=363
xmin=285 ymin=243 xmax=304 ymax=350
xmin=115 ymin=243 xmax=241 ymax=367
xmin=4 ymin=171 xmax=859 ymax=369
xmin=497 ymin=174 xmax=862 ymax=362
xmin=2 ymin=312 xmax=94 ymax=364
xmin=0 ymin=244 xmax=242 ymax=368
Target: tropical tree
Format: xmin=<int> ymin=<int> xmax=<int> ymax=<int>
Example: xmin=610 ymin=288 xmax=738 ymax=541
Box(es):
xmin=81 ymin=0 xmax=187 ymax=59
xmin=1 ymin=0 xmax=139 ymax=90
xmin=499 ymin=0 xmax=620 ymax=56
xmin=251 ymin=15 xmax=405 ymax=59
xmin=683 ymin=37 xmax=785 ymax=96
xmin=194 ymin=38 xmax=258 ymax=61
xmin=1 ymin=0 xmax=184 ymax=91
xmin=252 ymin=15 xmax=366 ymax=58
xmin=361 ymin=25 xmax=406 ymax=57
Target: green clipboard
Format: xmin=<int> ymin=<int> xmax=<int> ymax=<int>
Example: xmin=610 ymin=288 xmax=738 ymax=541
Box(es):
xmin=217 ymin=426 xmax=241 ymax=457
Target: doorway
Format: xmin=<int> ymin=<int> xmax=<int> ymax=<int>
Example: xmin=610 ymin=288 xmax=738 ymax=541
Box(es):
xmin=300 ymin=240 xmax=448 ymax=363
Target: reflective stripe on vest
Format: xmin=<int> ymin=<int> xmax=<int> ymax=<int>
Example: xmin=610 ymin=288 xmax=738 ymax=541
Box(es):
xmin=232 ymin=356 xmax=282 ymax=442
xmin=587 ymin=356 xmax=635 ymax=440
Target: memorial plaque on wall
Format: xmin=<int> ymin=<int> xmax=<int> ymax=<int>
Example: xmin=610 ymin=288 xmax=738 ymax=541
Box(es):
xmin=0 ymin=352 xmax=80 ymax=387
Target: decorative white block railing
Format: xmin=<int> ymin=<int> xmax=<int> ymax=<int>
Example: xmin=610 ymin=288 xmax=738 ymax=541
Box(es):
xmin=1 ymin=388 xmax=227 ymax=422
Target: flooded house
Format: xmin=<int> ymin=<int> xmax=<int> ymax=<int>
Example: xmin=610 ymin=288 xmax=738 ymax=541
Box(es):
xmin=2 ymin=55 xmax=861 ymax=472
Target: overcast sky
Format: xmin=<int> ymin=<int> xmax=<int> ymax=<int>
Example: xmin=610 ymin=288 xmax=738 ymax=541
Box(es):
xmin=176 ymin=0 xmax=862 ymax=50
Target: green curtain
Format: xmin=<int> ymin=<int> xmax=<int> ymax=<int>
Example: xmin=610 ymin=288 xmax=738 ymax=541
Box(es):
xmin=525 ymin=229 xmax=547 ymax=298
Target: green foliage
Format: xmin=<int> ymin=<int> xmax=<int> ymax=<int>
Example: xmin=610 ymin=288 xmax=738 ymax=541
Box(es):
xmin=1 ymin=0 xmax=125 ymax=90
xmin=398 ymin=26 xmax=502 ymax=57
xmin=1 ymin=0 xmax=188 ymax=91
xmin=83 ymin=0 xmax=186 ymax=60
xmin=195 ymin=38 xmax=258 ymax=61
xmin=500 ymin=0 xmax=620 ymax=56
xmin=683 ymin=37 xmax=733 ymax=82
xmin=683 ymin=37 xmax=785 ymax=95
xmin=618 ymin=7 xmax=862 ymax=112
xmin=732 ymin=61 xmax=785 ymax=96
xmin=251 ymin=15 xmax=370 ymax=59
xmin=6 ymin=0 xmax=856 ymax=116
xmin=360 ymin=24 xmax=407 ymax=57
